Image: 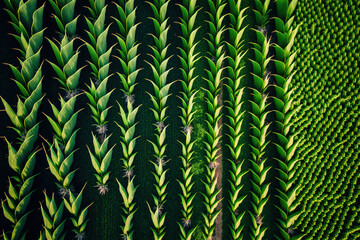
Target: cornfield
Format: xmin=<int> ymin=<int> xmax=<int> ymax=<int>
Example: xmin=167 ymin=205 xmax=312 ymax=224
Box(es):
xmin=0 ymin=0 xmax=359 ymax=239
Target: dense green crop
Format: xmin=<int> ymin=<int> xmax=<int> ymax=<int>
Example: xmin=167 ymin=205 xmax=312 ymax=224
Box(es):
xmin=146 ymin=0 xmax=173 ymax=239
xmin=39 ymin=192 xmax=66 ymax=240
xmin=84 ymin=0 xmax=115 ymax=194
xmin=224 ymin=0 xmax=248 ymax=239
xmin=113 ymin=0 xmax=141 ymax=239
xmin=272 ymin=1 xmax=302 ymax=239
xmin=0 ymin=0 xmax=359 ymax=239
xmin=248 ymin=1 xmax=272 ymax=239
xmin=290 ymin=0 xmax=360 ymax=239
xmin=1 ymin=0 xmax=44 ymax=239
xmin=44 ymin=1 xmax=91 ymax=239
xmin=201 ymin=0 xmax=226 ymax=238
xmin=176 ymin=0 xmax=200 ymax=239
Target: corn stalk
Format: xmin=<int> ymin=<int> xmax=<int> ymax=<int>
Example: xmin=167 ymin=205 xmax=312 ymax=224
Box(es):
xmin=84 ymin=0 xmax=115 ymax=194
xmin=63 ymin=186 xmax=92 ymax=240
xmin=48 ymin=0 xmax=78 ymax=36
xmin=43 ymin=98 xmax=80 ymax=193
xmin=146 ymin=0 xmax=174 ymax=239
xmin=42 ymin=98 xmax=91 ymax=240
xmin=44 ymin=2 xmax=82 ymax=190
xmin=1 ymin=0 xmax=44 ymax=239
xmin=116 ymin=178 xmax=137 ymax=240
xmin=43 ymin=0 xmax=81 ymax=212
xmin=176 ymin=0 xmax=200 ymax=238
xmin=272 ymin=0 xmax=303 ymax=239
xmin=112 ymin=0 xmax=141 ymax=238
xmin=248 ymin=2 xmax=273 ymax=237
xmin=202 ymin=0 xmax=226 ymax=238
xmin=39 ymin=192 xmax=66 ymax=240
xmin=225 ymin=0 xmax=248 ymax=239
xmin=253 ymin=0 xmax=270 ymax=28
xmin=42 ymin=2 xmax=92 ymax=239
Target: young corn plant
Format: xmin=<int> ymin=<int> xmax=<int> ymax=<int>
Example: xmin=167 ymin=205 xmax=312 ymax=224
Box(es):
xmin=146 ymin=0 xmax=174 ymax=239
xmin=39 ymin=192 xmax=67 ymax=240
xmin=63 ymin=185 xmax=92 ymax=240
xmin=112 ymin=0 xmax=141 ymax=238
xmin=42 ymin=99 xmax=79 ymax=195
xmin=44 ymin=4 xmax=91 ymax=239
xmin=225 ymin=0 xmax=248 ymax=239
xmin=1 ymin=1 xmax=44 ymax=239
xmin=48 ymin=0 xmax=79 ymax=37
xmin=272 ymin=0 xmax=303 ymax=239
xmin=44 ymin=0 xmax=83 ymax=197
xmin=202 ymin=0 xmax=227 ymax=238
xmin=116 ymin=178 xmax=137 ymax=240
xmin=47 ymin=0 xmax=82 ymax=96
xmin=253 ymin=0 xmax=271 ymax=33
xmin=248 ymin=12 xmax=272 ymax=240
xmin=176 ymin=0 xmax=201 ymax=238
xmin=84 ymin=0 xmax=115 ymax=194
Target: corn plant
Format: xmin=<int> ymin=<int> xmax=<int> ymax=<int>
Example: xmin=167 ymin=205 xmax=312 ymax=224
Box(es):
xmin=39 ymin=191 xmax=66 ymax=240
xmin=84 ymin=0 xmax=115 ymax=194
xmin=46 ymin=144 xmax=89 ymax=239
xmin=1 ymin=0 xmax=44 ymax=239
xmin=112 ymin=0 xmax=141 ymax=238
xmin=176 ymin=0 xmax=201 ymax=238
xmin=43 ymin=110 xmax=78 ymax=193
xmin=42 ymin=100 xmax=80 ymax=192
xmin=116 ymin=178 xmax=137 ymax=240
xmin=146 ymin=0 xmax=174 ymax=239
xmin=48 ymin=0 xmax=79 ymax=36
xmin=63 ymin=185 xmax=92 ymax=240
xmin=225 ymin=0 xmax=248 ymax=239
xmin=43 ymin=4 xmax=92 ymax=238
xmin=253 ymin=0 xmax=270 ymax=28
xmin=248 ymin=22 xmax=272 ymax=240
xmin=202 ymin=0 xmax=227 ymax=238
xmin=43 ymin=0 xmax=84 ymax=198
xmin=272 ymin=0 xmax=303 ymax=239
xmin=115 ymin=102 xmax=139 ymax=239
xmin=43 ymin=2 xmax=81 ymax=191
xmin=47 ymin=0 xmax=82 ymax=98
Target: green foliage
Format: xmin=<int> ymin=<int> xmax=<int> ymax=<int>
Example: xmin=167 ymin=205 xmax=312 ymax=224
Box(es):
xmin=43 ymin=95 xmax=81 ymax=191
xmin=113 ymin=0 xmax=141 ymax=238
xmin=43 ymin=0 xmax=82 ymax=193
xmin=87 ymin=134 xmax=115 ymax=186
xmin=176 ymin=0 xmax=200 ymax=238
xmin=225 ymin=0 xmax=248 ymax=239
xmin=273 ymin=1 xmax=304 ymax=239
xmin=253 ymin=0 xmax=270 ymax=27
xmin=117 ymin=178 xmax=137 ymax=239
xmin=63 ymin=186 xmax=92 ymax=239
xmin=40 ymin=192 xmax=67 ymax=240
xmin=47 ymin=36 xmax=83 ymax=91
xmin=248 ymin=6 xmax=272 ymax=240
xmin=147 ymin=203 xmax=166 ymax=240
xmin=146 ymin=0 xmax=173 ymax=238
xmin=84 ymin=0 xmax=115 ymax=191
xmin=48 ymin=0 xmax=79 ymax=36
xmin=288 ymin=0 xmax=360 ymax=237
xmin=1 ymin=1 xmax=44 ymax=239
xmin=1 ymin=0 xmax=358 ymax=239
xmin=41 ymin=3 xmax=93 ymax=239
xmin=201 ymin=0 xmax=227 ymax=238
